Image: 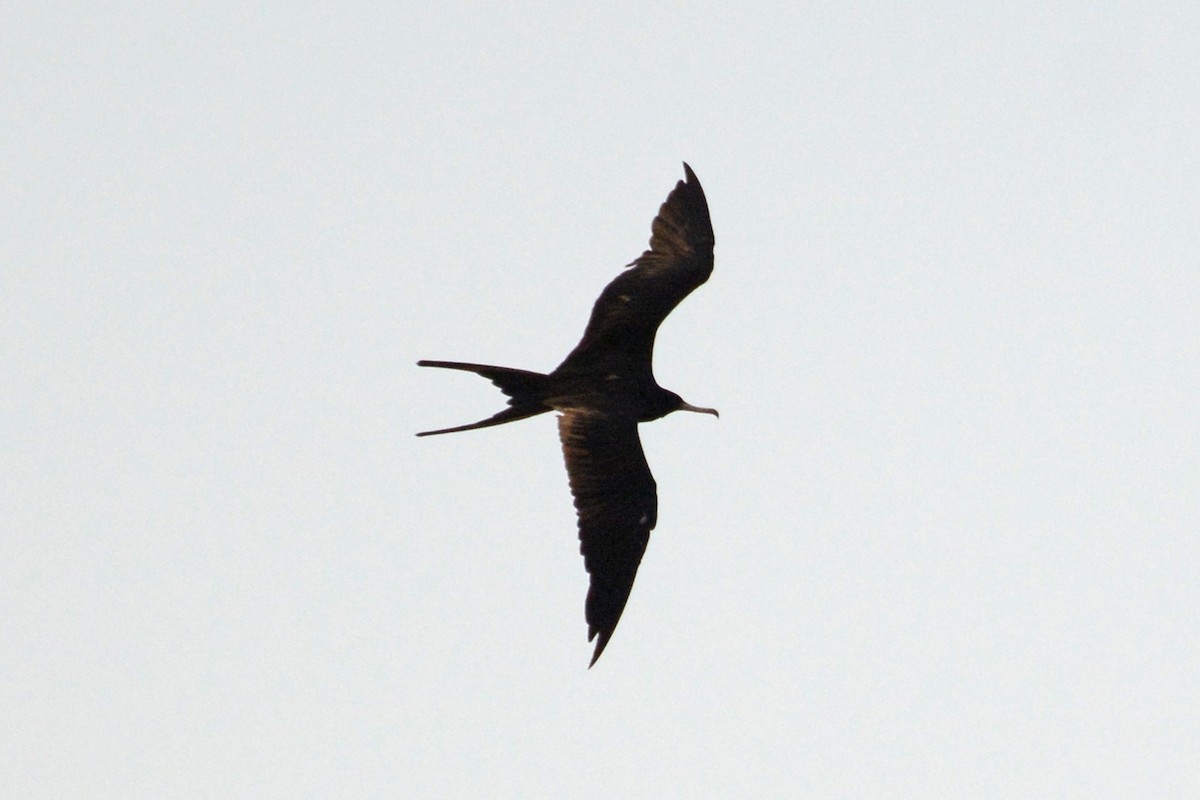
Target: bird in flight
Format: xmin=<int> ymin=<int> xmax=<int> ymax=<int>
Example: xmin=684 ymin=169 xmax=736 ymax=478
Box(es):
xmin=417 ymin=163 xmax=717 ymax=666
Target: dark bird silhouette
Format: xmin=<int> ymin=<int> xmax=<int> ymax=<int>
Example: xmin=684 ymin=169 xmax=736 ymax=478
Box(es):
xmin=417 ymin=163 xmax=717 ymax=666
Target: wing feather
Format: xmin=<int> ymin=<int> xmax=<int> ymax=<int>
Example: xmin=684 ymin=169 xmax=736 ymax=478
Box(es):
xmin=556 ymin=163 xmax=714 ymax=377
xmin=557 ymin=410 xmax=657 ymax=666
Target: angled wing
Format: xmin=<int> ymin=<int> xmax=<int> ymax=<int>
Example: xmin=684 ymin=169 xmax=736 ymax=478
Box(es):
xmin=557 ymin=410 xmax=658 ymax=666
xmin=556 ymin=163 xmax=715 ymax=377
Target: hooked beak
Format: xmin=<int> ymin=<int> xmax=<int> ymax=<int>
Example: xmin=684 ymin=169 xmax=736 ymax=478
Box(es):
xmin=679 ymin=401 xmax=719 ymax=418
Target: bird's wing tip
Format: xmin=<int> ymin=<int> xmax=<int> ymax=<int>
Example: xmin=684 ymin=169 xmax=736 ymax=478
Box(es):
xmin=587 ymin=626 xmax=612 ymax=668
xmin=588 ymin=639 xmax=608 ymax=668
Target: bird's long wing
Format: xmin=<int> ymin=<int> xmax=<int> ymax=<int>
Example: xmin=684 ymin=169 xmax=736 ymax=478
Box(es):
xmin=555 ymin=163 xmax=714 ymax=378
xmin=558 ymin=410 xmax=658 ymax=666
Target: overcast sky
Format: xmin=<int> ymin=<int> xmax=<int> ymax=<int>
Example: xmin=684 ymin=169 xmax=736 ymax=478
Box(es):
xmin=4 ymin=3 xmax=1199 ymax=798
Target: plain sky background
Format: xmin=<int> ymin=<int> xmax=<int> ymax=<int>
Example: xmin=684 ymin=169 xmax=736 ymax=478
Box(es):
xmin=4 ymin=3 xmax=1199 ymax=797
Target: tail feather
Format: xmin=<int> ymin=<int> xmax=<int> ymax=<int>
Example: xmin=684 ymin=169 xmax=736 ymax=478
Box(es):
xmin=416 ymin=360 xmax=552 ymax=436
xmin=415 ymin=405 xmax=550 ymax=437
xmin=417 ymin=360 xmax=549 ymax=400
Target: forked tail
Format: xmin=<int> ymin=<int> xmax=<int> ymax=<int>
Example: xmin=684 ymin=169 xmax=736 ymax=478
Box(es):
xmin=416 ymin=360 xmax=553 ymax=436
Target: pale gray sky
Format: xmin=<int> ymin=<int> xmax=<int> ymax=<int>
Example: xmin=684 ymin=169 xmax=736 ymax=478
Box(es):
xmin=4 ymin=3 xmax=1199 ymax=797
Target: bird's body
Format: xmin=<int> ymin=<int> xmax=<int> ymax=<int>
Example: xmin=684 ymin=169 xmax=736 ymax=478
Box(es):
xmin=418 ymin=164 xmax=716 ymax=666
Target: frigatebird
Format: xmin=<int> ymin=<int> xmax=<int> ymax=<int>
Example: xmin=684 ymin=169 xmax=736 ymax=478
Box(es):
xmin=417 ymin=163 xmax=717 ymax=666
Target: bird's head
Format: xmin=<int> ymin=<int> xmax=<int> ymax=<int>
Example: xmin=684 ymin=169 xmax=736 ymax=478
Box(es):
xmin=668 ymin=392 xmax=719 ymax=419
